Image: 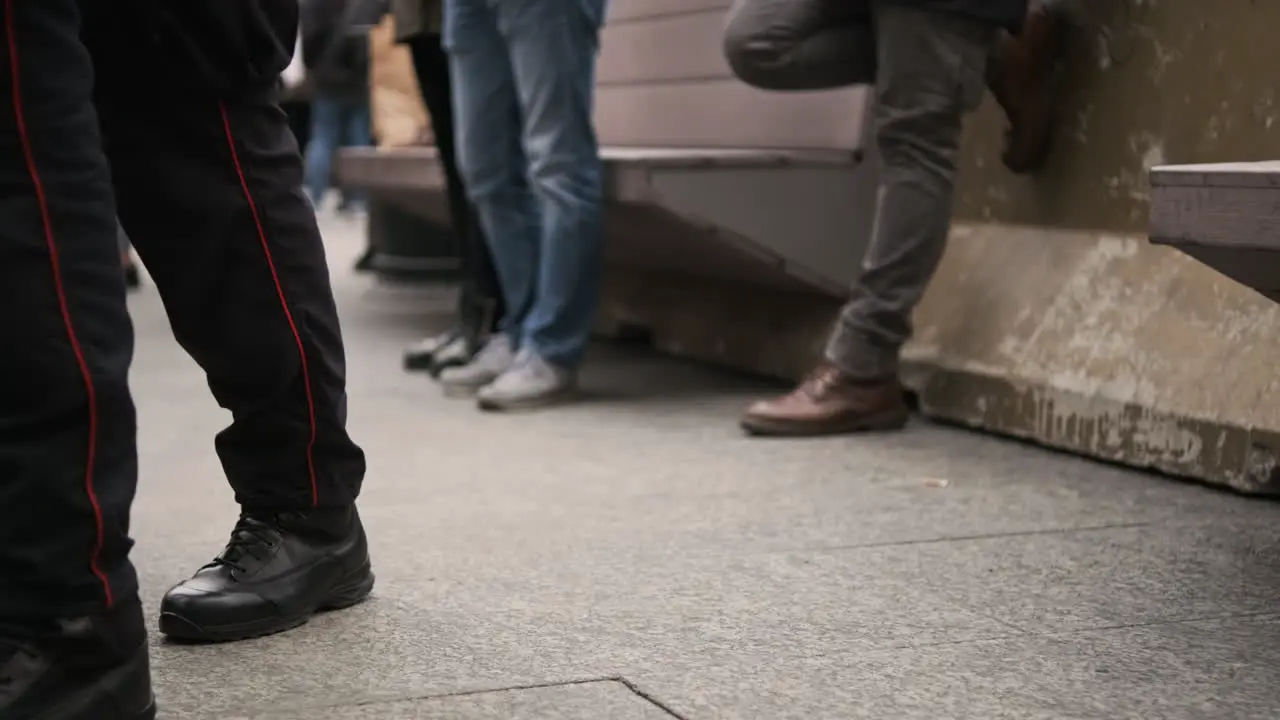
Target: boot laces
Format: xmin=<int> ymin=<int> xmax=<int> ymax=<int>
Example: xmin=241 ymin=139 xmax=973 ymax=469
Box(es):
xmin=207 ymin=514 xmax=294 ymax=573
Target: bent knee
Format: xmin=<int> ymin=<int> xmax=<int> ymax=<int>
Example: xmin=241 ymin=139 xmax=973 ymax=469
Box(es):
xmin=723 ymin=29 xmax=799 ymax=90
xmin=526 ymin=153 xmax=602 ymax=206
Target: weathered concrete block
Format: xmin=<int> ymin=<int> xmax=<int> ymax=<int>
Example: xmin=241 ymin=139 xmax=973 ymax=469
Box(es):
xmin=599 ymin=222 xmax=1280 ymax=495
xmin=903 ymin=223 xmax=1280 ymax=494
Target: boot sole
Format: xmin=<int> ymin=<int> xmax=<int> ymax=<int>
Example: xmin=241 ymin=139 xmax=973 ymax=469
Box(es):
xmin=740 ymin=407 xmax=909 ymax=437
xmin=158 ymin=560 xmax=375 ymax=644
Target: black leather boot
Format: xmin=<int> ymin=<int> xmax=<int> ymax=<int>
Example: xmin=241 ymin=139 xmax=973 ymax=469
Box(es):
xmin=158 ymin=506 xmax=374 ymax=643
xmin=0 ymin=597 xmax=155 ymax=720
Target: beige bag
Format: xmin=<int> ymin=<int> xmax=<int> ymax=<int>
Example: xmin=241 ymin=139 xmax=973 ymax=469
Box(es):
xmin=369 ymin=16 xmax=431 ymax=148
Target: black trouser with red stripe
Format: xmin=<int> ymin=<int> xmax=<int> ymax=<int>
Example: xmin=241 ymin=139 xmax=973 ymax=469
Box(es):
xmin=0 ymin=0 xmax=365 ymax=621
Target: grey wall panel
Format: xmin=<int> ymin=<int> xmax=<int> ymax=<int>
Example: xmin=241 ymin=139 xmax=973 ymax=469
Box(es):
xmin=649 ymin=158 xmax=881 ymax=291
xmin=607 ymin=0 xmax=731 ymax=23
xmin=602 ymin=204 xmax=824 ymax=293
xmin=597 ymin=9 xmax=731 ymax=85
xmin=594 ymin=82 xmax=869 ymax=151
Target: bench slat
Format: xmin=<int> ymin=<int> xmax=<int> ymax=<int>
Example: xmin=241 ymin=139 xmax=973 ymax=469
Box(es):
xmin=595 ymin=82 xmax=868 ymax=151
xmin=597 ymin=9 xmax=731 ymax=85
xmin=1150 ymin=162 xmax=1280 ymax=252
xmin=594 ymin=0 xmax=871 ymax=153
xmin=336 ymin=146 xmax=859 ymax=195
xmin=1151 ymin=161 xmax=1280 ymax=189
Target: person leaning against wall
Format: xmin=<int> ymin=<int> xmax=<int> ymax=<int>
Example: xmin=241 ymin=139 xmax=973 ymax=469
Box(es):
xmin=392 ymin=0 xmax=508 ymax=376
xmin=727 ymin=0 xmax=1065 ymax=437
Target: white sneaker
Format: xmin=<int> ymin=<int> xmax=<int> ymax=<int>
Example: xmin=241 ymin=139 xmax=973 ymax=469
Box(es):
xmin=476 ymin=349 xmax=577 ymax=411
xmin=437 ymin=334 xmax=515 ymax=396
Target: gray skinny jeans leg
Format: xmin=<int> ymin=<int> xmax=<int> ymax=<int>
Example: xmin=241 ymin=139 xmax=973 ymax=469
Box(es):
xmin=723 ymin=0 xmax=875 ymax=90
xmin=825 ymin=3 xmax=995 ymax=380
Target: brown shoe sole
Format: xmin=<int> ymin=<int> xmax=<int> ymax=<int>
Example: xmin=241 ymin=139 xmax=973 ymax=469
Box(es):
xmin=739 ymin=406 xmax=909 ymax=438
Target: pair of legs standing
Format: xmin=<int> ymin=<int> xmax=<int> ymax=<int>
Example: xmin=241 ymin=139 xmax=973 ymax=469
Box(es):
xmin=402 ymin=30 xmax=507 ymax=376
xmin=730 ymin=0 xmax=1061 ymax=436
xmin=438 ymin=0 xmax=606 ymax=411
xmin=1 ymin=1 xmax=371 ymax=717
xmin=304 ymin=92 xmax=372 ymax=209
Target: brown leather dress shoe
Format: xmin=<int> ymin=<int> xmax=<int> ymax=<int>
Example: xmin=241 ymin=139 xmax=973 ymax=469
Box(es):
xmin=987 ymin=0 xmax=1067 ymax=174
xmin=740 ymin=362 xmax=909 ymax=437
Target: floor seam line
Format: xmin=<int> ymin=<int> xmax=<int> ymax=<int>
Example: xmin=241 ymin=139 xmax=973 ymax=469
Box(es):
xmin=616 ymin=675 xmax=694 ymax=719
xmin=220 ymin=676 xmax=620 ymax=716
xmin=765 ymin=521 xmax=1154 ymax=556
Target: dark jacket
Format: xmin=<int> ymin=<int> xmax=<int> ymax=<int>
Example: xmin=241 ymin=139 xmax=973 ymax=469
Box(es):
xmin=82 ymin=0 xmax=300 ymax=100
xmin=391 ymin=0 xmax=442 ymax=43
xmin=301 ymin=0 xmax=372 ymax=98
xmin=896 ymin=0 xmax=1029 ymax=32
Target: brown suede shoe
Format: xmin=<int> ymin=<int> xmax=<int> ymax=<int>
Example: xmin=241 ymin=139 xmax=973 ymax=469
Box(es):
xmin=988 ymin=0 xmax=1067 ymax=174
xmin=740 ymin=362 xmax=909 ymax=437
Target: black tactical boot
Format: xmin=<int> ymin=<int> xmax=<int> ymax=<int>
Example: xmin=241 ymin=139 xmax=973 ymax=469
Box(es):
xmin=158 ymin=506 xmax=374 ymax=643
xmin=0 ymin=596 xmax=155 ymax=720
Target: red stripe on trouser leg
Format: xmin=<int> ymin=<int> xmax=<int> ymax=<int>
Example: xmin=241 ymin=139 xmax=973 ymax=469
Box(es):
xmin=218 ymin=102 xmax=320 ymax=507
xmin=4 ymin=0 xmax=113 ymax=606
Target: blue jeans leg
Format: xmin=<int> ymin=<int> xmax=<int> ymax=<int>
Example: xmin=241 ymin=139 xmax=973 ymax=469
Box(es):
xmin=495 ymin=0 xmax=605 ymax=367
xmin=340 ymin=99 xmax=372 ymax=208
xmin=303 ymin=95 xmax=342 ymax=203
xmin=344 ymin=99 xmax=372 ymax=148
xmin=445 ymin=0 xmax=540 ymax=345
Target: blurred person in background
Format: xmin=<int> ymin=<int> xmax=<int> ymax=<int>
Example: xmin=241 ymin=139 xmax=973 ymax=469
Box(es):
xmin=439 ymin=0 xmax=607 ymax=411
xmin=394 ymin=0 xmax=506 ymax=375
xmin=301 ymin=0 xmax=374 ymax=213
xmin=727 ymin=0 xmax=1064 ymax=437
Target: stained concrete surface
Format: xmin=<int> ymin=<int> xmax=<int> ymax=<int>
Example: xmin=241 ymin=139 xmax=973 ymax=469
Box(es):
xmin=128 ymin=211 xmax=1280 ymax=719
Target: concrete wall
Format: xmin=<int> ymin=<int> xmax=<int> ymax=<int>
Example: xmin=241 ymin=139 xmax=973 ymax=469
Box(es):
xmin=955 ymin=0 xmax=1280 ymax=231
xmin=900 ymin=0 xmax=1280 ymax=493
xmin=902 ymin=226 xmax=1280 ymax=494
xmin=599 ymin=0 xmax=1280 ymax=494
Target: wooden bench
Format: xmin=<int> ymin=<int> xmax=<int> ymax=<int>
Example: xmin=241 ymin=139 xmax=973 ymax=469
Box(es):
xmin=1149 ymin=162 xmax=1280 ymax=303
xmin=338 ymin=0 xmax=877 ymax=295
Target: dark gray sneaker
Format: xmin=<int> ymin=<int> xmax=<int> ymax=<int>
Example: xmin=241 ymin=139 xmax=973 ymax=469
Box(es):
xmin=403 ymin=330 xmax=462 ymax=372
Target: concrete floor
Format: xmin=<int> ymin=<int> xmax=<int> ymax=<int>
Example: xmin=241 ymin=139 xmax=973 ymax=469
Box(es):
xmin=128 ymin=211 xmax=1280 ymax=719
